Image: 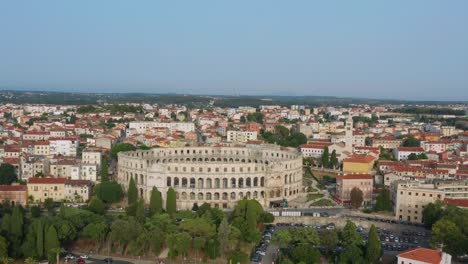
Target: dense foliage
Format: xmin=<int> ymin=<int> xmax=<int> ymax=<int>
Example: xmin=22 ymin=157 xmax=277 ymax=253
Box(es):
xmin=0 ymin=164 xmax=17 ymax=185
xmin=422 ymin=201 xmax=468 ymax=256
xmin=394 ymin=107 xmax=465 ymax=116
xmin=262 ymin=125 xmax=307 ymax=147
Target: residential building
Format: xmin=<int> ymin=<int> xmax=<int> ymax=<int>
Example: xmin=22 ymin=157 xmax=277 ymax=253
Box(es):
xmin=342 ymin=154 xmax=376 ymax=173
xmin=82 ymin=149 xmax=102 ymax=166
xmin=226 ymin=130 xmax=257 ymax=143
xmin=49 ymin=137 xmax=79 ymax=156
xmin=28 ymin=177 xmax=66 ymax=202
xmin=64 ymin=179 xmax=92 ymax=202
xmin=336 ymin=173 xmax=373 ymax=206
xmin=397 ymin=248 xmax=451 ymax=264
xmin=391 ymin=181 xmax=444 ymax=223
xmin=393 ymin=147 xmax=425 ymax=161
xmin=372 ymin=137 xmax=402 ymax=149
xmin=0 ymin=185 xmax=28 ymax=206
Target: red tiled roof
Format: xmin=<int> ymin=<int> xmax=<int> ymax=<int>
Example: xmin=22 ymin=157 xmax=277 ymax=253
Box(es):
xmin=344 ymin=154 xmax=376 ymax=163
xmin=398 ymin=248 xmax=442 ymax=264
xmin=65 ymin=179 xmax=92 ymax=186
xmin=28 ymin=177 xmax=66 ymax=184
xmin=336 ymin=173 xmax=372 ymax=180
xmin=444 ymin=198 xmax=468 ymax=208
xmin=397 ymin=147 xmax=424 ymax=152
xmin=0 ymin=185 xmax=27 ymax=191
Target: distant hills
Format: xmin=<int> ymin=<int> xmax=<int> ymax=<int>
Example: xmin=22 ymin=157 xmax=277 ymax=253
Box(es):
xmin=0 ymin=90 xmax=466 ymax=107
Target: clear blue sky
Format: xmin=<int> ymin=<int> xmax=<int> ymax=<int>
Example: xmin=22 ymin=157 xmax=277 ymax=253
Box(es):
xmin=1 ymin=1 xmax=467 ymax=101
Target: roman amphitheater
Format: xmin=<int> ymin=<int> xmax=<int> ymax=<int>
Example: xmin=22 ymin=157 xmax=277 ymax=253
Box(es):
xmin=117 ymin=145 xmax=303 ymax=209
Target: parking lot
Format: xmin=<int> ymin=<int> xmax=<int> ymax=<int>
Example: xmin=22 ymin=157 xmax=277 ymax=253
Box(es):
xmin=252 ymin=219 xmax=431 ymax=264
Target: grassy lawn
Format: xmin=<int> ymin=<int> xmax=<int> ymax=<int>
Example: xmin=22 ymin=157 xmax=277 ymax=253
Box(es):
xmin=307 ymin=193 xmax=324 ymax=201
xmin=310 ymin=199 xmax=335 ymax=206
xmin=310 ymin=169 xmax=337 ymax=181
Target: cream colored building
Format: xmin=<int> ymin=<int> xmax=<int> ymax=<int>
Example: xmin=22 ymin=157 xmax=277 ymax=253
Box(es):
xmin=82 ymin=149 xmax=102 ymax=166
xmin=117 ymin=145 xmax=303 ymax=209
xmin=226 ymin=130 xmax=258 ymax=143
xmin=64 ymin=179 xmax=92 ymax=202
xmin=391 ymin=181 xmax=444 ymax=223
xmin=28 ymin=177 xmax=66 ymax=202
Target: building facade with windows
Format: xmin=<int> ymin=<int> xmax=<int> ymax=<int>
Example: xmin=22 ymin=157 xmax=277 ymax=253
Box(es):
xmin=391 ymin=181 xmax=444 ymax=223
xmin=117 ymin=145 xmax=303 ymax=209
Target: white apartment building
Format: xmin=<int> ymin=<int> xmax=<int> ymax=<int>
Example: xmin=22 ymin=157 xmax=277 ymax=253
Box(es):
xmin=65 ymin=179 xmax=92 ymax=202
xmin=82 ymin=150 xmax=102 ymax=166
xmin=49 ymin=137 xmax=79 ymax=156
xmin=20 ymin=156 xmax=49 ymax=180
xmin=420 ymin=141 xmax=447 ymax=154
xmin=80 ymin=164 xmax=98 ymax=182
xmin=226 ymin=130 xmax=257 ymax=143
xmin=126 ymin=121 xmax=195 ymax=136
xmin=393 ymin=147 xmax=425 ymax=161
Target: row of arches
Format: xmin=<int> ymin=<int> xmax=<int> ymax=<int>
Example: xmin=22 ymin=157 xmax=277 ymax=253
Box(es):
xmin=167 ymin=176 xmax=265 ymax=189
xmin=177 ymin=191 xmax=265 ymax=201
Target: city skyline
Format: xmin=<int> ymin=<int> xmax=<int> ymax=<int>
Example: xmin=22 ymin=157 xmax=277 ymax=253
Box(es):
xmin=1 ymin=1 xmax=468 ymax=101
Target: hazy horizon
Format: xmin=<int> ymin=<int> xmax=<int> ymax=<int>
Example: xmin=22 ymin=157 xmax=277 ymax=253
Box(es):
xmin=1 ymin=1 xmax=467 ymax=101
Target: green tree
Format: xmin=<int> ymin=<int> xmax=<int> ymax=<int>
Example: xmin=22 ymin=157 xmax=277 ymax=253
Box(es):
xmin=272 ymin=229 xmax=292 ymax=248
xmin=402 ymin=136 xmax=420 ymax=147
xmin=9 ymin=205 xmax=24 ymax=257
xmin=87 ymin=196 xmax=106 ymax=215
xmin=149 ymin=186 xmax=162 ymax=216
xmin=44 ymin=226 xmax=59 ymax=260
xmin=166 ymin=187 xmax=177 ymax=217
xmin=43 ymin=198 xmax=55 ymax=214
xmin=0 ymin=164 xmax=17 ymax=185
xmin=30 ymin=206 xmax=41 ymax=218
xmin=330 ymin=150 xmax=338 ymax=169
xmin=135 ymin=198 xmax=145 ymax=223
xmin=167 ymin=232 xmax=191 ymax=257
xmin=110 ymin=143 xmax=136 ymax=160
xmin=36 ymin=219 xmax=45 ymax=258
xmin=320 ymin=229 xmax=338 ymax=256
xmin=350 ymin=187 xmax=364 ymax=209
xmin=217 ymin=217 xmax=230 ymax=256
xmin=321 ymin=146 xmax=329 ymax=168
xmin=341 ymin=220 xmax=364 ymax=248
xmin=94 ymin=181 xmax=124 ymax=203
xmin=431 ymin=219 xmax=463 ymax=255
xmin=101 ymin=157 xmax=109 ymax=182
xmin=82 ymin=222 xmax=109 ymax=246
xmin=422 ymin=201 xmax=444 ymax=229
xmin=290 ymin=243 xmax=321 ymax=264
xmin=366 ymin=225 xmax=382 ymax=263
xmin=127 ymin=176 xmax=138 ymax=205
xmin=0 ymin=236 xmax=7 ymax=258
xmin=374 ymin=188 xmax=392 ymax=212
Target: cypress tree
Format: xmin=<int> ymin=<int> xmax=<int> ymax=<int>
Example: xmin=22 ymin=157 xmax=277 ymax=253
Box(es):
xmin=44 ymin=226 xmax=59 ymax=257
xmin=135 ymin=198 xmax=145 ymax=223
xmin=166 ymin=187 xmax=177 ymax=217
xmin=321 ymin=146 xmax=330 ymax=168
xmin=330 ymin=150 xmax=338 ymax=169
xmin=36 ymin=220 xmax=44 ymax=258
xmin=0 ymin=214 xmax=11 ymax=235
xmin=101 ymin=157 xmax=109 ymax=182
xmin=149 ymin=186 xmax=163 ymax=216
xmin=10 ymin=205 xmax=24 ymax=256
xmin=366 ymin=225 xmax=382 ymax=263
xmin=127 ymin=176 xmax=138 ymax=205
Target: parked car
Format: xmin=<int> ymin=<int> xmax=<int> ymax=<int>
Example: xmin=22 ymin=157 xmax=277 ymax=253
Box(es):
xmin=103 ymin=258 xmax=113 ymax=263
xmin=76 ymin=258 xmax=86 ymax=264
